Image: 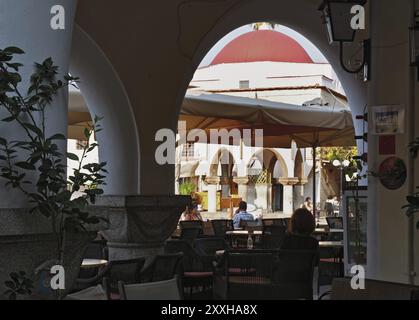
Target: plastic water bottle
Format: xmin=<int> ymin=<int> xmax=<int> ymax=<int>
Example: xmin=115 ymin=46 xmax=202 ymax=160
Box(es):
xmin=247 ymin=234 xmax=254 ymax=250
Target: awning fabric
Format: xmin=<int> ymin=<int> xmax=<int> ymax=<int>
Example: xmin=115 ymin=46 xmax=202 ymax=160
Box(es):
xmin=180 ymin=92 xmax=355 ymax=148
xmin=68 ymin=91 xmax=355 ymax=148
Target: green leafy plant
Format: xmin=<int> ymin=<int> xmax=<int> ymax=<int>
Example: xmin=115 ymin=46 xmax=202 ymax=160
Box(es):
xmin=179 ymin=182 xmax=196 ymax=196
xmin=0 ymin=47 xmax=108 ymax=297
xmin=321 ymin=146 xmax=358 ymax=166
xmin=3 ymin=272 xmax=34 ymax=300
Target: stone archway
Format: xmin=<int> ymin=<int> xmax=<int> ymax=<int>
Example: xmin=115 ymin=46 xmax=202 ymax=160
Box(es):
xmin=293 ymin=149 xmax=307 ymax=209
xmin=177 ymin=0 xmax=367 ymax=151
xmin=175 ymin=2 xmax=367 ymax=214
xmin=207 ymin=148 xmax=238 ymax=205
xmin=70 ymin=25 xmax=140 ymax=195
xmin=246 ymin=148 xmax=291 ymax=213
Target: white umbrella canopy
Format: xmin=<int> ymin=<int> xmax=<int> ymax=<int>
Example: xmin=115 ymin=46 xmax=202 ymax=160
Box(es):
xmin=181 ymin=92 xmax=355 ymax=148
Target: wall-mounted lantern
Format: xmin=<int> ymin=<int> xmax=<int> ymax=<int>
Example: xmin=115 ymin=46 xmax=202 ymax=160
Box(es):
xmin=319 ymin=0 xmax=370 ymax=81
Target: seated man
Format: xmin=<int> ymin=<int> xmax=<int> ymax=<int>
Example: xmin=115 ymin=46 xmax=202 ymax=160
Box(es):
xmin=233 ymin=201 xmax=255 ymax=229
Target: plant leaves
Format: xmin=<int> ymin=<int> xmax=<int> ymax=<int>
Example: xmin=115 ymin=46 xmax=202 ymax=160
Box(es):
xmin=3 ymin=47 xmax=25 ymax=54
xmin=15 ymin=162 xmax=36 ymax=171
xmin=48 ymin=134 xmax=66 ymax=141
xmin=67 ymin=153 xmax=79 ymax=162
xmin=23 ymin=123 xmax=43 ymax=137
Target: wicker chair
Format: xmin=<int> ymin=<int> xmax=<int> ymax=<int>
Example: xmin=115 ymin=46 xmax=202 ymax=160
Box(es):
xmin=211 ymin=220 xmax=234 ymax=237
xmin=213 ymin=250 xmax=275 ymax=300
xmin=272 ymin=250 xmax=318 ymax=300
xmin=194 ymin=237 xmax=230 ymax=256
xmin=164 ymin=239 xmax=215 ymax=298
xmin=179 ymin=221 xmax=204 ymax=244
xmin=92 ymin=258 xmax=146 ymax=300
xmin=76 ymin=240 xmax=108 ymax=285
xmin=139 ymin=253 xmax=184 ymax=283
xmin=262 ymin=219 xmax=283 ymax=227
xmin=262 ymin=225 xmax=287 ymax=249
xmin=119 ymin=276 xmax=182 ymax=300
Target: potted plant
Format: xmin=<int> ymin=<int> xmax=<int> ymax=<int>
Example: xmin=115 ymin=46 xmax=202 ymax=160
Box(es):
xmin=0 ymin=47 xmax=108 ymax=299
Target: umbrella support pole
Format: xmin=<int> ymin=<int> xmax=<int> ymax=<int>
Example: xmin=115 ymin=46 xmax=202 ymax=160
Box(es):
xmin=312 ymin=145 xmax=318 ymax=224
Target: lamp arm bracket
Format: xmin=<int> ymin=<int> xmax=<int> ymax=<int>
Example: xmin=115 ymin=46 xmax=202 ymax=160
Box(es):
xmin=339 ymin=40 xmax=370 ymax=74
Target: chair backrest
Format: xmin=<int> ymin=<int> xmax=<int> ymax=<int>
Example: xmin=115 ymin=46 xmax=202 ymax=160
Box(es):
xmin=326 ymin=217 xmax=343 ymax=229
xmin=180 ymin=221 xmax=203 ymax=243
xmin=66 ymin=285 xmax=108 ymax=300
xmin=262 ymin=225 xmax=287 ymax=249
xmin=262 ymin=219 xmax=283 ymax=227
xmin=331 ymin=277 xmax=419 ymax=300
xmin=281 ymin=234 xmax=319 ymax=251
xmin=221 ymin=251 xmax=276 ymax=299
xmin=275 ymin=250 xmax=318 ymax=283
xmin=180 ymin=227 xmax=202 ymax=244
xmin=164 ymin=239 xmax=199 ymax=271
xmin=280 ymin=218 xmax=291 ymax=228
xmin=194 ymin=237 xmax=229 ymax=256
xmin=180 ymin=220 xmax=203 ymax=230
xmin=83 ymin=240 xmax=108 ymax=260
xmin=145 ymin=253 xmax=184 ymax=282
xmin=119 ymin=277 xmax=181 ymax=300
xmin=272 ymin=250 xmax=318 ymax=300
xmin=103 ymin=258 xmax=146 ymax=299
xmin=211 ymin=220 xmax=234 ymax=236
xmin=240 ymin=220 xmax=261 ymax=230
xmin=225 ymin=251 xmax=274 ymax=279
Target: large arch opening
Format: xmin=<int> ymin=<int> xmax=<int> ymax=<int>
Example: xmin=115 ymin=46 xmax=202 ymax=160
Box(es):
xmin=176 ymin=21 xmax=360 ymax=220
xmin=68 ymin=25 xmax=140 ymax=195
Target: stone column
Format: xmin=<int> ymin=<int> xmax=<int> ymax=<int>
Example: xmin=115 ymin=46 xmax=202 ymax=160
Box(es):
xmin=255 ymin=184 xmax=272 ymax=211
xmin=0 ymin=0 xmax=77 ymax=208
xmin=367 ymin=0 xmax=417 ymax=283
xmin=294 ymin=178 xmax=309 ymax=210
xmin=205 ymin=176 xmax=220 ymax=213
xmin=220 ymin=176 xmax=231 ymax=198
xmin=277 ymin=178 xmax=299 ymax=214
xmin=91 ymin=195 xmax=191 ymax=263
xmin=234 ymin=177 xmax=249 ymax=202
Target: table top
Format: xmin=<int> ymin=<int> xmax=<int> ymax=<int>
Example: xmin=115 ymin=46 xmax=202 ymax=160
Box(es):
xmin=81 ymin=259 xmax=108 ymax=269
xmin=319 ymin=241 xmax=344 ymax=248
xmin=314 ymin=228 xmax=344 ymax=233
xmin=226 ymin=230 xmax=263 ymax=236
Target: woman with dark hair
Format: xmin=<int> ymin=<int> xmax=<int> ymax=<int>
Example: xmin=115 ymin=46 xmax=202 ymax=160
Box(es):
xmin=181 ymin=201 xmax=203 ymax=221
xmin=281 ymin=208 xmax=319 ymax=250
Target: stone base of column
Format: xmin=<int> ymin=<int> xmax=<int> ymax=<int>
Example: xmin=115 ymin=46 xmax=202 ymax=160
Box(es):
xmin=90 ymin=195 xmax=191 ymax=262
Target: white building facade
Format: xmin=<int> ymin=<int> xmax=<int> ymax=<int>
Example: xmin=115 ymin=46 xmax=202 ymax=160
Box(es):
xmin=175 ymin=29 xmax=348 ymax=215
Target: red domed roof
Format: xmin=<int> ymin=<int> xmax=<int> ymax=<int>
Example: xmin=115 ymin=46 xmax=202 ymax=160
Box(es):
xmin=211 ymin=30 xmax=313 ymax=65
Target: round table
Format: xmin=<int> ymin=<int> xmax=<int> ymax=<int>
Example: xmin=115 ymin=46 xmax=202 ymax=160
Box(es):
xmin=81 ymin=259 xmax=108 ymax=269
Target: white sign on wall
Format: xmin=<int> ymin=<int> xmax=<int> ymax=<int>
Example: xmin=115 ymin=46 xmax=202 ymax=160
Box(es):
xmin=371 ymin=105 xmax=405 ymax=135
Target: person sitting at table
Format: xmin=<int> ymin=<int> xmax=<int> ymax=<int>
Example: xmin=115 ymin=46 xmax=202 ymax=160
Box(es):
xmin=281 ymin=208 xmax=319 ymax=251
xmin=232 ymin=201 xmax=254 ymax=229
xmin=180 ymin=201 xmax=203 ymax=221
xmin=324 ymin=196 xmax=335 ymax=217
xmin=301 ymin=197 xmax=313 ymax=214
